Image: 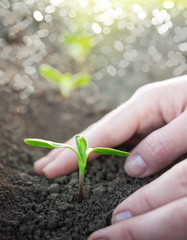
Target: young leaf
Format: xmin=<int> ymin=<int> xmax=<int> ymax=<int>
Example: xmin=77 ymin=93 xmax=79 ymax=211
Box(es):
xmin=71 ymin=73 xmax=91 ymax=89
xmin=75 ymin=135 xmax=87 ymax=159
xmin=39 ymin=64 xmax=63 ymax=84
xmin=88 ymin=147 xmax=130 ymax=157
xmin=75 ymin=135 xmax=88 ymax=175
xmin=24 ymin=138 xmax=77 ymax=153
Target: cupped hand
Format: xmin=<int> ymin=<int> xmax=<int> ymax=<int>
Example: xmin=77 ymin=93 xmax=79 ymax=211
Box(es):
xmin=88 ymin=159 xmax=187 ymax=240
xmin=34 ymin=75 xmax=187 ymax=179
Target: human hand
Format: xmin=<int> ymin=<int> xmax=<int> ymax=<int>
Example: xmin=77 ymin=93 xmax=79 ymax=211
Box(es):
xmin=34 ymin=75 xmax=187 ymax=179
xmin=88 ymin=159 xmax=187 ymax=240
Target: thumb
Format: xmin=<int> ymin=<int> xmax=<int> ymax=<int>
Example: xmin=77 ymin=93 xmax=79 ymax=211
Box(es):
xmin=125 ymin=110 xmax=187 ymax=177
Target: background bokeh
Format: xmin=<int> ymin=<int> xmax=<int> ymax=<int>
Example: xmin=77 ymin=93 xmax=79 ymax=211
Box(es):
xmin=0 ymin=0 xmax=187 ymax=107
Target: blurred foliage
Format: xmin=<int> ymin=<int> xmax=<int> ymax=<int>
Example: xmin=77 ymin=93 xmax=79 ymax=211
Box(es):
xmin=39 ymin=64 xmax=91 ymax=98
xmin=0 ymin=0 xmax=186 ymax=104
xmin=40 ymin=32 xmax=93 ymax=97
xmin=63 ymin=33 xmax=94 ymax=62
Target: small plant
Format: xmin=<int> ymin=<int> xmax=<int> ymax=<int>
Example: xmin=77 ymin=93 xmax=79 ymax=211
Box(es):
xmin=39 ymin=64 xmax=91 ymax=98
xmin=63 ymin=33 xmax=94 ymax=62
xmin=39 ymin=32 xmax=94 ymax=98
xmin=24 ymin=135 xmax=130 ymax=202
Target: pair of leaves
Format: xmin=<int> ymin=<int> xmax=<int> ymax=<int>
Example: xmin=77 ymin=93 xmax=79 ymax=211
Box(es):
xmin=24 ymin=135 xmax=130 ymax=176
xmin=39 ymin=64 xmax=91 ymax=97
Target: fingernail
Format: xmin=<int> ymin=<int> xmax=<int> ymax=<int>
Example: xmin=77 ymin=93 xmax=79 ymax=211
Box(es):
xmin=125 ymin=154 xmax=148 ymax=177
xmin=112 ymin=211 xmax=133 ymax=224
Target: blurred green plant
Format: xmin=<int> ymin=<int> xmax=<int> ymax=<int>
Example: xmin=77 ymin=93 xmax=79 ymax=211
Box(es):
xmin=63 ymin=32 xmax=94 ymax=62
xmin=24 ymin=135 xmax=130 ymax=202
xmin=39 ymin=32 xmax=94 ymax=98
xmin=39 ymin=64 xmax=91 ymax=98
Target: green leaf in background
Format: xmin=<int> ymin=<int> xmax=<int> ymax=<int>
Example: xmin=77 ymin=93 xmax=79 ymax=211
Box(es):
xmin=89 ymin=147 xmax=130 ymax=157
xmin=64 ymin=33 xmax=94 ymax=61
xmin=39 ymin=63 xmax=91 ymax=98
xmin=71 ymin=72 xmax=91 ymax=89
xmin=39 ymin=64 xmax=63 ymax=84
xmin=58 ymin=72 xmax=91 ymax=97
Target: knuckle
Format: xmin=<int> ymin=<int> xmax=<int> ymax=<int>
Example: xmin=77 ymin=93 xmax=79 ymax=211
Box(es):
xmin=144 ymin=132 xmax=172 ymax=166
xmin=133 ymin=82 xmax=157 ymax=99
xmin=132 ymin=86 xmax=148 ymax=101
xmin=173 ymin=160 xmax=187 ymax=192
xmin=120 ymin=226 xmax=136 ymax=240
xmin=179 ymin=197 xmax=187 ymax=222
xmin=134 ymin=84 xmax=150 ymax=95
xmin=173 ymin=197 xmax=187 ymax=233
xmin=141 ymin=189 xmax=154 ymax=210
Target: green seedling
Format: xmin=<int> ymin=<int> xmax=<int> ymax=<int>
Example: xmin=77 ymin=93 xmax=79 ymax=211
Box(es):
xmin=63 ymin=33 xmax=94 ymax=62
xmin=39 ymin=64 xmax=91 ymax=98
xmin=24 ymin=135 xmax=130 ymax=202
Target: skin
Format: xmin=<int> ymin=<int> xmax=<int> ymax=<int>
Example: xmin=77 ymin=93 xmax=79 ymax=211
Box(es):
xmin=34 ymin=75 xmax=187 ymax=240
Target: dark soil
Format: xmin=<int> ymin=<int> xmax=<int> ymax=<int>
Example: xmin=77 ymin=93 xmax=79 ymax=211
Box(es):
xmin=0 ymin=72 xmax=162 ymax=240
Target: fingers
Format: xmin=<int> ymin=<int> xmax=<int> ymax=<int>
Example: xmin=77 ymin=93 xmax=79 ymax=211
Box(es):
xmin=113 ymin=159 xmax=187 ymax=221
xmin=88 ymin=197 xmax=187 ymax=240
xmin=125 ymin=110 xmax=187 ymax=177
xmin=89 ymin=159 xmax=187 ymax=239
xmin=34 ymin=82 xmax=165 ymax=178
xmin=34 ymin=77 xmax=187 ymax=179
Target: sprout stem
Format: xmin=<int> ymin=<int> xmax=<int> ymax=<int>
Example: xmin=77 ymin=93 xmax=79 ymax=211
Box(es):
xmin=78 ymin=172 xmax=85 ymax=203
